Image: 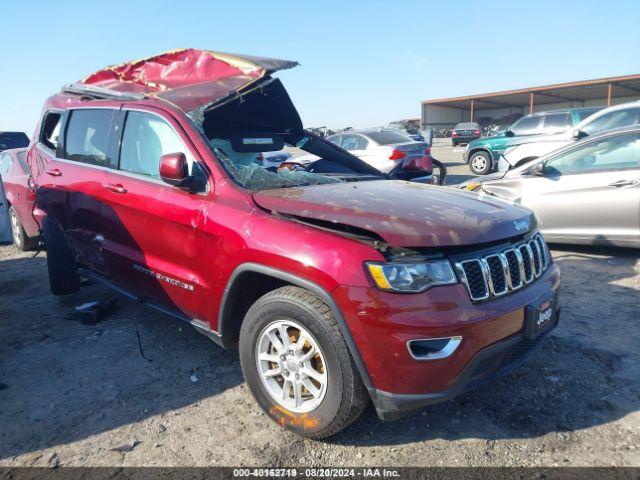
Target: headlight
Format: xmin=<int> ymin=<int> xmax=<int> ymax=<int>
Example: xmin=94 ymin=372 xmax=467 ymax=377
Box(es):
xmin=366 ymin=260 xmax=457 ymax=293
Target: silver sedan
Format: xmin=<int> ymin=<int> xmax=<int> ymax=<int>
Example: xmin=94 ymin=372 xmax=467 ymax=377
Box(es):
xmin=459 ymin=125 xmax=640 ymax=248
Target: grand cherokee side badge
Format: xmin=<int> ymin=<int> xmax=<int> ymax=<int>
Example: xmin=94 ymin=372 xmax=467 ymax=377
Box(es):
xmin=513 ymin=219 xmax=529 ymax=232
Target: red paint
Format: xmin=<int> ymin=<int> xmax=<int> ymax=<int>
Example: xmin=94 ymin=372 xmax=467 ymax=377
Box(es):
xmin=1 ymin=148 xmax=41 ymax=237
xmin=30 ymin=50 xmax=560 ymax=407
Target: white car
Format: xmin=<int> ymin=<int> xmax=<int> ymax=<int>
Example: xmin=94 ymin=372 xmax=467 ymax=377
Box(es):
xmin=500 ymin=101 xmax=640 ymax=171
xmin=293 ymin=129 xmax=433 ymax=181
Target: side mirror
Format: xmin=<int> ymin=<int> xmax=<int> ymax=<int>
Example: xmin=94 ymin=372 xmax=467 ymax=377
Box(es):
xmin=505 ymin=129 xmax=515 ymax=137
xmin=159 ymin=152 xmax=189 ymax=187
xmin=572 ymin=129 xmax=587 ymax=140
xmin=529 ymin=162 xmax=544 ymax=176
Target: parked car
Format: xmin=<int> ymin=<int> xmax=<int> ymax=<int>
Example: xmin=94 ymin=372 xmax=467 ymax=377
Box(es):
xmin=451 ymin=122 xmax=481 ymax=145
xmin=460 ymin=125 xmax=640 ymax=248
xmin=0 ymin=131 xmax=29 ymax=152
xmin=464 ymin=107 xmax=602 ymax=175
xmin=0 ymin=148 xmax=40 ymax=250
xmin=500 ymin=101 xmax=640 ymax=171
xmin=33 ymin=48 xmax=560 ymax=438
xmin=294 ymin=129 xmax=434 ymax=182
xmin=260 ymin=150 xmax=292 ymax=169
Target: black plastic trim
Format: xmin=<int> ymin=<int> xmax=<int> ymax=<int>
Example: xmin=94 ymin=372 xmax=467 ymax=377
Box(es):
xmin=371 ymin=313 xmax=559 ymax=421
xmin=218 ymin=262 xmax=374 ymax=391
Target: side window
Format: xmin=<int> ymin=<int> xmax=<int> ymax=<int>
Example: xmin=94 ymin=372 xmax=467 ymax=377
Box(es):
xmin=0 ymin=154 xmax=12 ymax=176
xmin=39 ymin=112 xmax=62 ymax=151
xmin=341 ymin=135 xmax=360 ymax=151
xmin=354 ymin=136 xmax=368 ymax=150
xmin=327 ymin=135 xmax=342 ymax=147
xmin=509 ymin=116 xmax=541 ymax=136
xmin=544 ymin=133 xmax=640 ymax=175
xmin=581 ymin=108 xmax=640 ymax=136
xmin=119 ymin=111 xmax=194 ymax=178
xmin=542 ymin=113 xmax=571 ymax=133
xmin=64 ymin=109 xmax=115 ymax=167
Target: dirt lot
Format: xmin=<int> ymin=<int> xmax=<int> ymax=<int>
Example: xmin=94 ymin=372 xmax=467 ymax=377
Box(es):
xmin=1 ymin=149 xmax=639 ymax=467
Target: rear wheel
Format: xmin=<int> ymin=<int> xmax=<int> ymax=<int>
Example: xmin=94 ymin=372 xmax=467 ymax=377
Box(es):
xmin=469 ymin=151 xmax=492 ymax=175
xmin=239 ymin=286 xmax=368 ymax=438
xmin=9 ymin=207 xmax=38 ymax=251
xmin=43 ymin=216 xmax=80 ymax=295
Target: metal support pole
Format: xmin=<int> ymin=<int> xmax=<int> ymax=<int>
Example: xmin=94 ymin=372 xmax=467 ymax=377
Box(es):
xmin=607 ymin=83 xmax=612 ymax=106
xmin=529 ymin=93 xmax=534 ymax=114
xmin=470 ymin=99 xmax=474 ymax=121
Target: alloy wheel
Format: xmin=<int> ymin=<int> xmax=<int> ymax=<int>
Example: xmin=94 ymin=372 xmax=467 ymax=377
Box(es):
xmin=471 ymin=155 xmax=487 ymax=172
xmin=10 ymin=210 xmax=22 ymax=246
xmin=255 ymin=319 xmax=328 ymax=413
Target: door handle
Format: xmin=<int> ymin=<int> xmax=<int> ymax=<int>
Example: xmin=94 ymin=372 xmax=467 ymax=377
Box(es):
xmin=103 ymin=183 xmax=127 ymax=194
xmin=609 ymin=179 xmax=639 ymax=188
xmin=45 ymin=168 xmax=62 ymax=177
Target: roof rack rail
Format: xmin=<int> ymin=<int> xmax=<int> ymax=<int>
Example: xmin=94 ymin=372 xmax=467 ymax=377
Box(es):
xmin=62 ymin=83 xmax=146 ymax=101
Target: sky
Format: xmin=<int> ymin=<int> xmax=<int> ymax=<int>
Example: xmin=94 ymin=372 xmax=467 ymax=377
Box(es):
xmin=1 ymin=0 xmax=639 ymax=135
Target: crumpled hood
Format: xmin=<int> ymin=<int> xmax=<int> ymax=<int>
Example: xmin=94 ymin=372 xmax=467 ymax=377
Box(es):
xmin=253 ymin=181 xmax=536 ymax=248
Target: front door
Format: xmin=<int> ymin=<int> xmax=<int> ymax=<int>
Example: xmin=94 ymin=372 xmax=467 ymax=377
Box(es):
xmin=520 ymin=132 xmax=640 ymax=245
xmin=100 ymin=108 xmax=212 ymax=321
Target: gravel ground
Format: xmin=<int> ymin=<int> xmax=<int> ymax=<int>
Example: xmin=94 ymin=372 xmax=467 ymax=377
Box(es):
xmin=1 ymin=146 xmax=639 ymax=467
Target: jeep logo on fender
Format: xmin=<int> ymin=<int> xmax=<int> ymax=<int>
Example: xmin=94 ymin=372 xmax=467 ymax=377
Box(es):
xmin=513 ymin=219 xmax=529 ymax=232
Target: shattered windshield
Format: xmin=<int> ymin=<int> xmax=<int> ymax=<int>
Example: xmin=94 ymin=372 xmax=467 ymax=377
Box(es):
xmin=209 ymin=138 xmax=344 ymax=190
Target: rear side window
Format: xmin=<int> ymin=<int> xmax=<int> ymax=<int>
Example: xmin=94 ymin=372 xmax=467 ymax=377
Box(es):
xmin=64 ymin=109 xmax=116 ymax=167
xmin=39 ymin=112 xmax=62 ymax=151
xmin=542 ymin=113 xmax=571 ymax=132
xmin=0 ymin=132 xmax=29 ymax=151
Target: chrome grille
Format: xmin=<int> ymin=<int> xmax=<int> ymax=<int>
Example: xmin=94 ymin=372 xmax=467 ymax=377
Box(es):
xmin=455 ymin=234 xmax=550 ymax=302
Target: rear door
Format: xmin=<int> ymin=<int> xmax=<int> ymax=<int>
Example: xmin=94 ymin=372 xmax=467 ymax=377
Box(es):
xmin=520 ymin=132 xmax=640 ymax=245
xmin=100 ymin=107 xmax=211 ymax=320
xmin=37 ymin=108 xmax=118 ymax=274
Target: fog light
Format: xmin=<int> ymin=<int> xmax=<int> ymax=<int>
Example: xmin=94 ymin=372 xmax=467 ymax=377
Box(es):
xmin=407 ymin=336 xmax=462 ymax=360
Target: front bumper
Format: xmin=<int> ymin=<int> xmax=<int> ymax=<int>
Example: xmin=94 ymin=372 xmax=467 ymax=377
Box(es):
xmin=370 ymin=312 xmax=559 ymax=420
xmin=332 ymin=262 xmax=561 ymax=420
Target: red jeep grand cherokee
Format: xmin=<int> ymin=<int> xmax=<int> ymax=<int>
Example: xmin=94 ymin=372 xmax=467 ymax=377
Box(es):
xmin=31 ymin=49 xmax=560 ymax=438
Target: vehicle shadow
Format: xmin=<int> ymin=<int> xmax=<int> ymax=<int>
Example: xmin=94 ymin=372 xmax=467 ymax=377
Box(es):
xmin=329 ymin=245 xmax=640 ymax=446
xmin=0 ymin=254 xmax=244 ymax=459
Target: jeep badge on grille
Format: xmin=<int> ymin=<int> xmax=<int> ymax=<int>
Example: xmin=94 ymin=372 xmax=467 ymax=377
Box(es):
xmin=513 ymin=219 xmax=529 ymax=232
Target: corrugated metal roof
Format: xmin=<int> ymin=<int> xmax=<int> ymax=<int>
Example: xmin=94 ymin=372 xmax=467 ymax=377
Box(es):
xmin=422 ymin=73 xmax=640 ymax=109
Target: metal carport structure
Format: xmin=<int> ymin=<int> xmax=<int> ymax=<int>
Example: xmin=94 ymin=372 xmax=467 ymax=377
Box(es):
xmin=421 ymin=73 xmax=640 ymax=130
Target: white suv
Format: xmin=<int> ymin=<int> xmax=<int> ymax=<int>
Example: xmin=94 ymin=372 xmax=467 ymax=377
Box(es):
xmin=500 ymin=101 xmax=640 ymax=170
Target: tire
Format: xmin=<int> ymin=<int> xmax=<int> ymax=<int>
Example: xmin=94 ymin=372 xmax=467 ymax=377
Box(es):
xmin=239 ymin=285 xmax=368 ymax=438
xmin=9 ymin=207 xmax=38 ymax=251
xmin=43 ymin=216 xmax=80 ymax=295
xmin=468 ymin=150 xmax=492 ymax=175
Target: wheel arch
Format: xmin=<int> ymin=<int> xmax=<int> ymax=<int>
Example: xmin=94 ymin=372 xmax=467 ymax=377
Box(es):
xmin=467 ymin=147 xmax=493 ymax=163
xmin=217 ymin=262 xmax=374 ymax=391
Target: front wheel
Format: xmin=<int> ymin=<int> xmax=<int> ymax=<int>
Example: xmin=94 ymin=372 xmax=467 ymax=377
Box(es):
xmin=239 ymin=286 xmax=368 ymax=438
xmin=468 ymin=151 xmax=492 ymax=175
